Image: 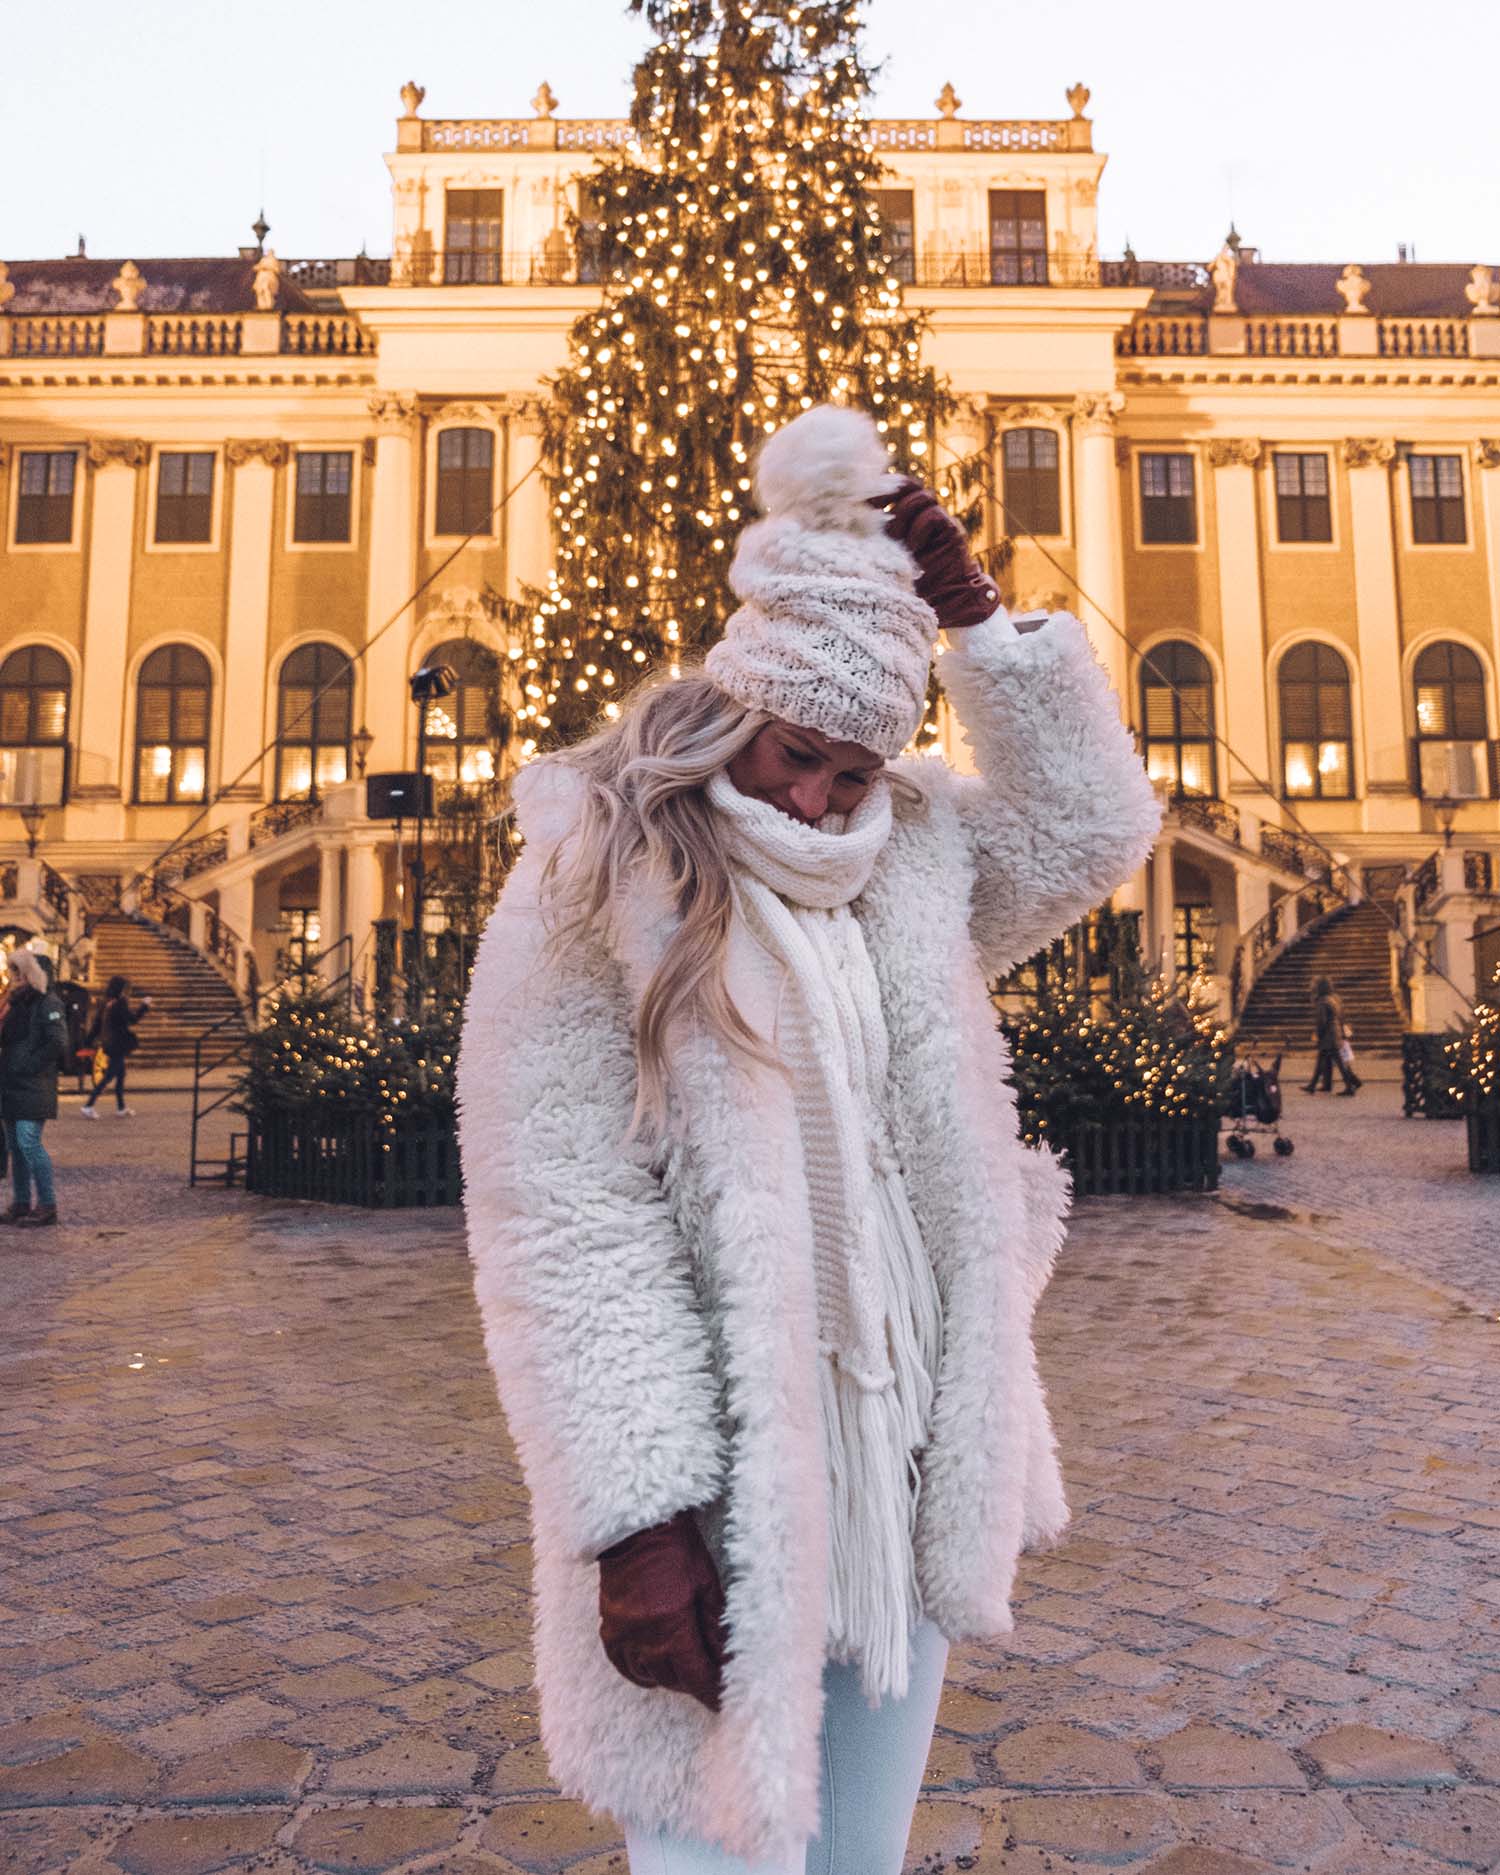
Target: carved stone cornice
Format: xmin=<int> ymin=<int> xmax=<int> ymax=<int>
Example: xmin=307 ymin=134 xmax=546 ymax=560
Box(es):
xmin=1002 ymin=402 xmax=1061 ymax=426
xmin=1475 ymin=439 xmax=1500 ymax=471
xmin=501 ymin=393 xmax=549 ymax=430
xmin=86 ymin=437 xmax=148 ymax=469
xmin=1207 ymin=438 xmax=1263 ymax=469
xmin=225 ymin=438 xmax=289 ymax=469
xmin=368 ymin=392 xmax=419 ymax=433
xmin=1341 ymin=437 xmax=1396 ymax=469
xmin=1070 ymin=390 xmax=1125 ymax=435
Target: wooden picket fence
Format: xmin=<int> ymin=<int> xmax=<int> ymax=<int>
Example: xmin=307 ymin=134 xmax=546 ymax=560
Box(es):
xmin=1058 ymin=1115 xmax=1222 ymax=1197
xmin=245 ymin=1108 xmax=461 ymax=1208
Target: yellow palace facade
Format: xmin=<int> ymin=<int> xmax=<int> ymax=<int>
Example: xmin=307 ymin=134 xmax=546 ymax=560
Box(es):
xmin=1 ymin=82 xmax=1497 ymax=1038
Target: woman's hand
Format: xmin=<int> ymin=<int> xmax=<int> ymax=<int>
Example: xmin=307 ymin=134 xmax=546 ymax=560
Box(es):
xmin=597 ymin=1509 xmax=728 ymax=1712
xmin=877 ymin=479 xmax=1001 ymax=630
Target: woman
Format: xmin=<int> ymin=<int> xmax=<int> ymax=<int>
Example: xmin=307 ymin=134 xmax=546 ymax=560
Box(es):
xmin=0 ymin=946 xmax=68 ymax=1227
xmin=458 ymin=406 xmax=1161 ymax=1873
xmin=1304 ymin=974 xmax=1360 ymax=1095
xmin=80 ymin=976 xmax=151 ymax=1117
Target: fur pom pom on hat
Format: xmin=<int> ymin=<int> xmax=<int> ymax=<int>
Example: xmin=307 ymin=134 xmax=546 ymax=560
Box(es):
xmin=704 ymin=405 xmax=939 ymax=758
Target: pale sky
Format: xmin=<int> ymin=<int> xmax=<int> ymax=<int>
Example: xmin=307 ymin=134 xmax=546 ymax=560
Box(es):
xmin=2 ymin=0 xmax=1494 ymax=267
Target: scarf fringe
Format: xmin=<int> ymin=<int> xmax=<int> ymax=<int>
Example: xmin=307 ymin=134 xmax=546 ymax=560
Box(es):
xmin=820 ymin=1163 xmax=943 ymax=1706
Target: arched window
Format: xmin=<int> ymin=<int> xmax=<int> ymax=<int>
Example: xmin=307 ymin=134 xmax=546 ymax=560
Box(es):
xmin=434 ymin=429 xmax=494 ymax=536
xmin=135 ymin=645 xmax=211 ymax=803
xmin=421 ymin=640 xmax=504 ymax=786
xmin=1412 ymin=640 xmax=1491 ymax=798
xmin=1001 ymin=429 xmax=1061 ymax=535
xmin=0 ymin=646 xmax=70 ymax=805
xmin=1140 ymin=641 xmax=1216 ymax=798
xmin=277 ymin=643 xmax=353 ymax=800
xmin=1279 ymin=643 xmax=1353 ymax=799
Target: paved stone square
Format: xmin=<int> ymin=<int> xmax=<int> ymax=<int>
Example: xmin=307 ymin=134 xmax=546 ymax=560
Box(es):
xmin=1 ymin=1082 xmax=1496 ymax=1873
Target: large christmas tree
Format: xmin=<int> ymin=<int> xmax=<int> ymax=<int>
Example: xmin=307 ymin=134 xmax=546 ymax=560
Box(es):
xmin=518 ymin=0 xmax=952 ymax=749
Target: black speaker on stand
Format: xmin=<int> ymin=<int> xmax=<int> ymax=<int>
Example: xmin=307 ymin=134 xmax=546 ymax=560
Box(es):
xmin=365 ymin=771 xmax=433 ymax=821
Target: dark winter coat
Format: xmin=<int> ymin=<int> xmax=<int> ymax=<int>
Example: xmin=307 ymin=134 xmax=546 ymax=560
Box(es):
xmin=0 ymin=986 xmax=68 ymax=1122
xmin=94 ymin=996 xmax=149 ymax=1059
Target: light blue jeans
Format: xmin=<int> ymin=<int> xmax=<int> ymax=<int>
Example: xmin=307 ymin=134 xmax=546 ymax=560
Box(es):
xmin=625 ymin=1621 xmax=949 ymax=1875
xmin=6 ymin=1120 xmax=55 ymax=1210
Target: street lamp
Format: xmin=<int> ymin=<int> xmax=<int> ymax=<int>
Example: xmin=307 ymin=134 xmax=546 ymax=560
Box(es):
xmin=352 ymin=724 xmax=374 ymax=779
xmin=1434 ymin=795 xmax=1460 ymax=848
xmin=18 ymin=803 xmax=44 ymax=858
xmin=408 ymin=663 xmax=457 ymax=968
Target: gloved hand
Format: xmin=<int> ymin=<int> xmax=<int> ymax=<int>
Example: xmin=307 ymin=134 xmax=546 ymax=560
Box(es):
xmin=879 ymin=478 xmax=1001 ymax=630
xmin=597 ymin=1509 xmax=728 ymax=1712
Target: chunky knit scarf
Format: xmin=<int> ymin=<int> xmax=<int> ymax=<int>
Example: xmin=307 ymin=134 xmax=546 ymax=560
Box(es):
xmin=707 ymin=772 xmax=944 ymax=1702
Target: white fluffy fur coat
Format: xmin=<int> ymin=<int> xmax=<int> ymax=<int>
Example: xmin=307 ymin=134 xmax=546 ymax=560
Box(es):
xmin=457 ymin=613 xmax=1161 ymax=1863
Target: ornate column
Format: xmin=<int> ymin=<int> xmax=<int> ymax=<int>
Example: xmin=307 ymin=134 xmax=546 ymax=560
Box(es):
xmin=344 ymin=841 xmax=384 ymax=1005
xmin=364 ymin=394 xmax=421 ymax=773
xmin=1147 ymin=832 xmax=1177 ymax=978
xmin=220 ymin=440 xmax=286 ymax=800
xmin=1476 ymin=441 xmax=1500 ymax=688
xmin=1070 ymin=391 xmax=1128 ymax=700
xmin=1342 ymin=438 xmax=1407 ymax=801
xmin=502 ymin=396 xmax=553 ymax=600
xmin=1209 ymin=439 xmax=1274 ymax=803
xmin=75 ymin=439 xmax=147 ymax=801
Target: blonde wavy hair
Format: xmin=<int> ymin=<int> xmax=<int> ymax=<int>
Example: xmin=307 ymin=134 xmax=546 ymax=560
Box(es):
xmin=538 ymin=668 xmax=779 ymax=1134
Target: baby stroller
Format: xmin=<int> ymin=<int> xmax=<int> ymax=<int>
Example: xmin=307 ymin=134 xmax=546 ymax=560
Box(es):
xmin=1224 ymin=1051 xmax=1294 ymax=1158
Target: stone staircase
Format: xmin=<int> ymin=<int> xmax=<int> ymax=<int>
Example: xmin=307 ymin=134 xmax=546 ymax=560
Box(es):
xmin=87 ymin=913 xmax=248 ymax=1069
xmin=1236 ymin=900 xmax=1408 ymax=1057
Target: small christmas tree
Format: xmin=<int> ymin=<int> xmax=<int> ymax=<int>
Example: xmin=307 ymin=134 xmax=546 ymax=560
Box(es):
xmin=237 ymin=992 xmax=460 ymax=1136
xmin=1004 ymin=915 xmax=1232 ymax=1149
xmin=521 ymin=0 xmax=954 ymax=749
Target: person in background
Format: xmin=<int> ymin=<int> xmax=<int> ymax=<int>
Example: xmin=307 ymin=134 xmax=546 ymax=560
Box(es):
xmin=0 ymin=947 xmax=67 ymax=1226
xmin=1304 ymin=974 xmax=1361 ymax=1096
xmin=80 ymin=976 xmax=151 ymax=1118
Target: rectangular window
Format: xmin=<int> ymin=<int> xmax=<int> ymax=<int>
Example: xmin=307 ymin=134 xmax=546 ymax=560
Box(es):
xmin=435 ymin=429 xmax=494 ymax=536
xmin=444 ymin=189 xmax=503 ymax=284
xmin=1002 ymin=429 xmax=1062 ymax=536
xmin=15 ymin=450 xmax=77 ymax=544
xmin=988 ymin=190 xmax=1047 ymax=286
xmin=154 ymin=451 xmax=215 ymax=544
xmin=0 ymin=748 xmax=66 ymax=805
xmin=575 ymin=183 xmax=607 ymax=284
xmin=1274 ymin=452 xmax=1332 ymax=543
xmin=1139 ymin=452 xmax=1197 ymax=544
xmin=1173 ymin=904 xmax=1212 ymax=976
xmin=1409 ymin=454 xmax=1466 ymax=544
xmin=872 ymin=189 xmax=915 ymax=285
xmin=293 ymin=451 xmax=354 ymax=543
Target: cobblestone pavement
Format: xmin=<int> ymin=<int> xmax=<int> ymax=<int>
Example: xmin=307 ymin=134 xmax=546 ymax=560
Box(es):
xmin=1 ymin=1092 xmax=1497 ymax=1873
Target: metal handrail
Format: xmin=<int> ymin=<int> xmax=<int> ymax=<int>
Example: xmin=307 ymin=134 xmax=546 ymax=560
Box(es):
xmin=188 ymin=932 xmax=356 ymax=1187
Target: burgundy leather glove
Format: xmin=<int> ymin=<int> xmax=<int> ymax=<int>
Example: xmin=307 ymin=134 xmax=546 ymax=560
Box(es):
xmin=880 ymin=479 xmax=1001 ymax=630
xmin=597 ymin=1510 xmax=728 ymax=1713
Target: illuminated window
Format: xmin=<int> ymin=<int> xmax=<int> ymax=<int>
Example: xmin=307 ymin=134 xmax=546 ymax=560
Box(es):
xmin=1141 ymin=641 xmax=1216 ymax=797
xmin=276 ymin=642 xmax=353 ymax=799
xmin=435 ymin=429 xmax=494 ymax=536
xmin=15 ymin=450 xmax=77 ymax=544
xmin=421 ymin=640 xmax=503 ymax=786
xmin=0 ymin=646 xmax=70 ymax=804
xmin=134 ymin=645 xmax=210 ymax=804
xmin=154 ymin=452 xmax=215 ymax=543
xmin=1409 ymin=454 xmax=1465 ymax=544
xmin=1412 ymin=640 xmax=1490 ymax=798
xmin=1174 ymin=903 xmax=1212 ymax=976
xmin=1274 ymin=453 xmax=1332 ymax=543
xmin=1002 ymin=429 xmax=1061 ymax=536
xmin=1280 ymin=642 xmax=1352 ymax=798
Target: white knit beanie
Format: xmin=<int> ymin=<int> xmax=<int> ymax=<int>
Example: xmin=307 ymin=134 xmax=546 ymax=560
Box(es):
xmin=704 ymin=406 xmax=939 ymax=759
